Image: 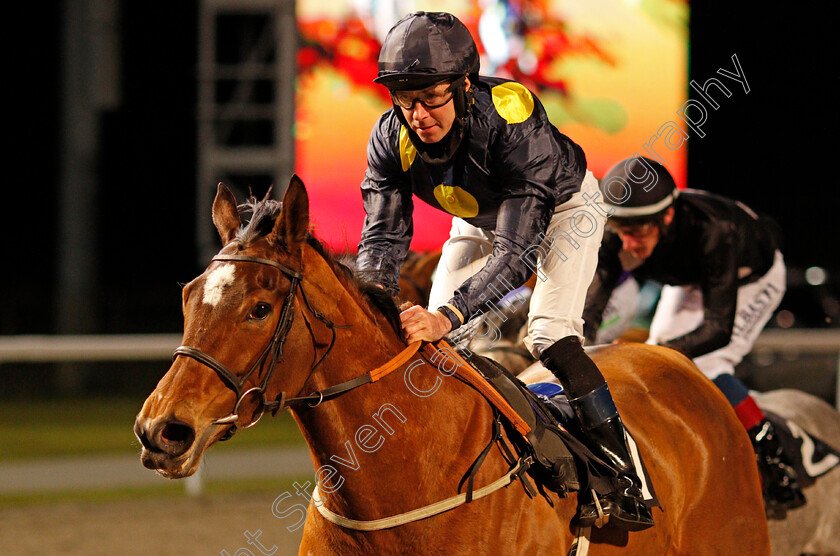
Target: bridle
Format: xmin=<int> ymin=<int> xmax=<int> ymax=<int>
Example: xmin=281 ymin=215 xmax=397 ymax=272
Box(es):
xmin=173 ymin=253 xmax=344 ymax=440
xmin=173 ymin=252 xmax=426 ymax=441
xmin=170 ymin=252 xmax=541 ymax=531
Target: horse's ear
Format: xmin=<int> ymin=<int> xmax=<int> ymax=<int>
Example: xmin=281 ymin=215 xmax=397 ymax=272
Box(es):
xmin=212 ymin=182 xmax=240 ymax=245
xmin=270 ymin=174 xmax=309 ymax=247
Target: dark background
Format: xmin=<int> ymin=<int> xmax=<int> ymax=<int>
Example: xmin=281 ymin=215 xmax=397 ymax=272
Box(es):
xmin=6 ymin=3 xmax=837 ymax=393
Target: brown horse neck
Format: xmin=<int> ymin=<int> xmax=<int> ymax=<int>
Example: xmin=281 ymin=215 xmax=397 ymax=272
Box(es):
xmin=290 ymin=355 xmax=507 ymax=523
xmin=295 ymin=247 xmax=407 ymax=384
xmin=281 ymin=247 xmax=517 ymax=521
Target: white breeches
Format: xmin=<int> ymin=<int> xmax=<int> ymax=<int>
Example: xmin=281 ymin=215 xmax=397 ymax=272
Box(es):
xmin=646 ymin=250 xmax=786 ymax=379
xmin=428 ymin=171 xmax=606 ymax=357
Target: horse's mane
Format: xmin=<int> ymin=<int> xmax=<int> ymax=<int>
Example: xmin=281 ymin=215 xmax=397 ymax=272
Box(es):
xmin=235 ymin=197 xmax=403 ymax=337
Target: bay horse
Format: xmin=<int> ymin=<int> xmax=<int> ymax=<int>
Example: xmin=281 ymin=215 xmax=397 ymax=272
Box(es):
xmin=135 ymin=176 xmax=770 ymax=555
xmin=398 ymin=249 xmax=442 ymax=307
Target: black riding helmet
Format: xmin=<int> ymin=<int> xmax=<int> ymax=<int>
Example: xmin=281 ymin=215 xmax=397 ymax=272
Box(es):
xmin=600 ymin=156 xmax=679 ymax=220
xmin=375 ymin=12 xmax=480 ymax=163
xmin=375 ymin=12 xmax=479 ymax=90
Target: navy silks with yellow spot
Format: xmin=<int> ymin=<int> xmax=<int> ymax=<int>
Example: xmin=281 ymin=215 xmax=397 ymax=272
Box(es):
xmin=358 ymin=76 xmax=586 ymax=323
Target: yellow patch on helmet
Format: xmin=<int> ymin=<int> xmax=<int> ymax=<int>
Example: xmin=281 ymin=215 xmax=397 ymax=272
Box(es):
xmin=433 ymin=184 xmax=479 ymax=218
xmin=399 ymin=127 xmax=417 ymax=171
xmin=491 ymin=82 xmax=534 ymax=124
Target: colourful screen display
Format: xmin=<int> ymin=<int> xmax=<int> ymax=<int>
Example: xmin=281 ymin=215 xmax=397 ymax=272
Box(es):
xmin=295 ymin=0 xmax=688 ymax=252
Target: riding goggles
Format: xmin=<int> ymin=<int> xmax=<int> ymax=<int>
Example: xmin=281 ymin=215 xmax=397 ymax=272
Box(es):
xmin=390 ymin=76 xmax=466 ymax=110
xmin=607 ymin=220 xmax=659 ymax=239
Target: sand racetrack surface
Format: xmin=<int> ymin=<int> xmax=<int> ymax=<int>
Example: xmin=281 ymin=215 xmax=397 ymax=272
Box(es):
xmin=0 ymin=493 xmax=306 ymax=555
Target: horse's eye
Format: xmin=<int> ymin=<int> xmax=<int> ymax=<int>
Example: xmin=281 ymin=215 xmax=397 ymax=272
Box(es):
xmin=248 ymin=302 xmax=272 ymax=321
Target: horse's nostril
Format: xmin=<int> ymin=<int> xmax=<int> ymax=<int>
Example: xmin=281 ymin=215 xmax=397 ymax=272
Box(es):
xmin=160 ymin=421 xmax=196 ymax=454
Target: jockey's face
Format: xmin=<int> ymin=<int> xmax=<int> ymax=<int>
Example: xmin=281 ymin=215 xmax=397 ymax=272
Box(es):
xmin=610 ymin=208 xmax=674 ymax=260
xmin=614 ymin=223 xmax=661 ymax=260
xmin=395 ymin=77 xmax=470 ymax=144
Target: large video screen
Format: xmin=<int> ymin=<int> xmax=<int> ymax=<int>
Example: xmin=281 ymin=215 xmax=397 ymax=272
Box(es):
xmin=295 ymin=0 xmax=688 ymax=252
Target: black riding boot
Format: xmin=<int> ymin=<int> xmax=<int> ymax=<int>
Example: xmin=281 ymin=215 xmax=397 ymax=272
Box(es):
xmin=541 ymin=337 xmax=654 ymax=531
xmin=749 ymin=418 xmax=806 ymax=518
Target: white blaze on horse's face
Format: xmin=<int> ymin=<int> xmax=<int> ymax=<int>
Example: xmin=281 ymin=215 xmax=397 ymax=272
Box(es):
xmin=203 ymin=264 xmax=236 ymax=306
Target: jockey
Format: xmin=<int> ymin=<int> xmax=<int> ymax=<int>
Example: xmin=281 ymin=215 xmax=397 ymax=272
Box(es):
xmin=356 ymin=11 xmax=653 ymax=531
xmin=583 ymin=155 xmax=806 ymax=513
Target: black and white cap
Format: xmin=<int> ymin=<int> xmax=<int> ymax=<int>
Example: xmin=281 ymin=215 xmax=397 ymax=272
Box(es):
xmin=600 ymin=156 xmax=679 ymax=218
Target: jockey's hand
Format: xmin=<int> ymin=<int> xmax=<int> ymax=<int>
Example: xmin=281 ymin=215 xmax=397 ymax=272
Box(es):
xmin=399 ymin=303 xmax=452 ymax=343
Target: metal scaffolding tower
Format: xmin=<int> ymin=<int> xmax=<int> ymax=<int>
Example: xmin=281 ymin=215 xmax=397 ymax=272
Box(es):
xmin=196 ymin=0 xmax=297 ymax=264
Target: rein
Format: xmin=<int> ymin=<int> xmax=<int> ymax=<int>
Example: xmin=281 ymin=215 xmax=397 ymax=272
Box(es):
xmin=281 ymin=340 xmax=422 ymax=407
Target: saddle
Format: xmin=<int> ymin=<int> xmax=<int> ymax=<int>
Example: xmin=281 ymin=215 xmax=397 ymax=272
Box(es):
xmin=423 ymin=341 xmax=655 ymax=503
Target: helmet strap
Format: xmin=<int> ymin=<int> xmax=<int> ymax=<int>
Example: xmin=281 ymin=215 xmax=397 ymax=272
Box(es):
xmin=411 ymin=118 xmax=468 ymax=165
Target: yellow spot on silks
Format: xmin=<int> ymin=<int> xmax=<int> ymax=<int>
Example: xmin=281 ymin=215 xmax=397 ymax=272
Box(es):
xmin=433 ymin=185 xmax=479 ymax=218
xmin=399 ymin=127 xmax=417 ymax=171
xmin=491 ymin=82 xmax=534 ymax=124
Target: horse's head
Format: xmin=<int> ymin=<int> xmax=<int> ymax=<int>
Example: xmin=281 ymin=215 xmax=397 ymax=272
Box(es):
xmin=134 ymin=176 xmax=324 ymax=478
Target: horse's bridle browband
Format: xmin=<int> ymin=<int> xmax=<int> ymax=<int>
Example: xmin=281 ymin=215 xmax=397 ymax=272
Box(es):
xmin=172 ymin=253 xmax=421 ymax=441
